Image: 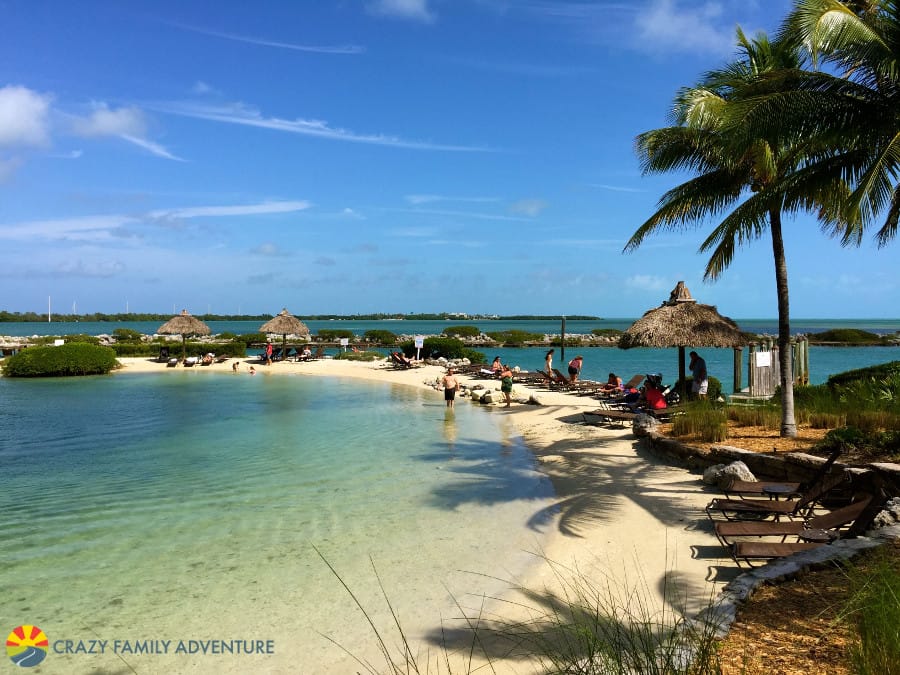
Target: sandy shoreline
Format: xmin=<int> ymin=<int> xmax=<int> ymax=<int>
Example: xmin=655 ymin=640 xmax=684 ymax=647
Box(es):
xmin=114 ymin=355 xmax=732 ymax=671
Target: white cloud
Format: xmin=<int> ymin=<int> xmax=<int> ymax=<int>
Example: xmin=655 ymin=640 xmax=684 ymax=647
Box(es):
xmin=154 ymin=101 xmax=488 ymax=152
xmin=634 ymin=0 xmax=734 ymax=55
xmin=120 ymin=134 xmax=185 ymax=161
xmin=175 ymin=24 xmax=364 ymax=54
xmin=72 ymin=104 xmax=147 ymax=137
xmin=587 ymin=183 xmax=644 ymax=193
xmin=71 ymin=103 xmax=185 ymax=161
xmin=0 ymin=214 xmax=136 ymax=242
xmin=148 ymin=200 xmax=311 ymax=221
xmin=509 ymin=198 xmax=548 ymax=217
xmin=405 ymin=194 xmax=500 ymax=204
xmin=2 ymin=201 xmax=311 ymax=243
xmin=0 ymin=85 xmax=52 ymax=146
xmin=368 ymin=0 xmax=436 ymax=22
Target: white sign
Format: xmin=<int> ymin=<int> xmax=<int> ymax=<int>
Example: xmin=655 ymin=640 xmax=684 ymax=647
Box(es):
xmin=340 ymin=338 xmax=349 ymax=346
xmin=414 ymin=335 xmax=424 ymax=349
xmin=755 ymin=351 xmax=771 ymax=367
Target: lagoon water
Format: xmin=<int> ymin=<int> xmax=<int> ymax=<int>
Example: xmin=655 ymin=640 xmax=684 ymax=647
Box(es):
xmin=0 ymin=372 xmax=555 ymax=672
xmin=3 ymin=318 xmax=900 ymax=671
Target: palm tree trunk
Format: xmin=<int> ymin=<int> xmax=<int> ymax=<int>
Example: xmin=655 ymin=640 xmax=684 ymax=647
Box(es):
xmin=769 ymin=208 xmax=797 ymax=438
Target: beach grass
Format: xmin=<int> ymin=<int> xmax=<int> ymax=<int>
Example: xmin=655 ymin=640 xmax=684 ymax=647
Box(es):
xmin=320 ymin=547 xmax=724 ymax=674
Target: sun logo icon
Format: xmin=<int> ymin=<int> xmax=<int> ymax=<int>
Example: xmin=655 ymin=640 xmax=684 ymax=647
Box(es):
xmin=7 ymin=625 xmax=49 ymax=667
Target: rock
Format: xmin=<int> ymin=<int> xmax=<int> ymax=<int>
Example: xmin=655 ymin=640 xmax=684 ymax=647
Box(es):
xmin=632 ymin=414 xmax=659 ymax=437
xmin=872 ymin=497 xmax=900 ymax=528
xmin=480 ymin=390 xmax=494 ymax=404
xmin=702 ymin=464 xmax=726 ymax=485
xmin=702 ymin=461 xmax=756 ymax=487
xmin=525 ymin=394 xmax=543 ymax=406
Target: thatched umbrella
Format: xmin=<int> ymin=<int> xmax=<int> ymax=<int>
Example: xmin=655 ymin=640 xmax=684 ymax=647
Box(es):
xmin=618 ymin=282 xmax=747 ymax=392
xmin=259 ymin=308 xmax=310 ymax=361
xmin=158 ymin=309 xmax=211 ymax=360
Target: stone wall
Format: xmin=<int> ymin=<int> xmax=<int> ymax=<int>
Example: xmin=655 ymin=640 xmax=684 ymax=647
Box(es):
xmin=645 ymin=431 xmax=900 ymax=497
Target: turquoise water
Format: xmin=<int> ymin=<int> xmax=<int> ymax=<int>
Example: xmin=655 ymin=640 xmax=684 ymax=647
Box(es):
xmin=0 ymin=372 xmax=554 ymax=672
xmin=3 ymin=317 xmax=900 ymax=338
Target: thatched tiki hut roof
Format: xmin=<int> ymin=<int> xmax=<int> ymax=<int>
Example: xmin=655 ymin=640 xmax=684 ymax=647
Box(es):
xmin=158 ymin=310 xmax=211 ymax=359
xmin=619 ymin=282 xmax=746 ymax=392
xmin=259 ymin=309 xmax=310 ymax=361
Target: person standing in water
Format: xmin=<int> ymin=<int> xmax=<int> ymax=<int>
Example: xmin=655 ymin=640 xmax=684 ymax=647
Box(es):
xmin=500 ymin=364 xmax=514 ymax=407
xmin=442 ymin=367 xmax=460 ymax=409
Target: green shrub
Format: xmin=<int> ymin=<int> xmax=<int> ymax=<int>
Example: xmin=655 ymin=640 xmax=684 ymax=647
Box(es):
xmin=235 ymin=332 xmax=267 ymax=347
xmin=2 ymin=343 xmax=118 ymax=377
xmin=443 ymin=325 xmax=481 ymax=338
xmin=111 ymin=343 xmax=156 ymax=357
xmin=485 ymin=329 xmax=542 ymax=346
xmin=827 ymin=361 xmax=900 ymax=388
xmin=808 ymin=328 xmax=888 ymax=344
xmin=674 ymin=375 xmax=722 ymax=402
xmin=112 ymin=328 xmax=144 ymax=342
xmin=590 ymin=328 xmax=622 ymax=337
xmin=400 ymin=337 xmax=485 ymax=363
xmin=363 ymin=329 xmax=397 ymax=345
xmin=333 ymin=350 xmax=381 ymax=362
xmin=814 ymin=427 xmax=900 ymax=460
xmin=317 ymin=328 xmax=355 ymax=341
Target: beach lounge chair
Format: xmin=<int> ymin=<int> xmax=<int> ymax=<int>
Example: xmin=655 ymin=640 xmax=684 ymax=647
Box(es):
xmin=157 ymin=346 xmax=170 ymax=363
xmin=390 ymin=351 xmax=417 ymax=369
xmin=183 ymin=356 xmax=199 ymax=367
xmin=582 ymin=401 xmax=637 ymax=427
xmin=705 ymin=469 xmax=848 ymax=522
xmin=166 ymin=357 xmax=179 ymax=367
xmin=721 ymin=447 xmax=842 ymax=499
xmin=715 ymin=494 xmax=874 ymax=548
xmin=729 ymin=491 xmax=886 ymax=567
xmin=215 ymin=354 xmax=230 ymax=364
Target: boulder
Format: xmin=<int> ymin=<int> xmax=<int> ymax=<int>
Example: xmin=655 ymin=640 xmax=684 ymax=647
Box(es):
xmin=702 ymin=461 xmax=756 ymax=487
xmin=632 ymin=414 xmax=659 ymax=437
xmin=480 ymin=390 xmax=494 ymax=404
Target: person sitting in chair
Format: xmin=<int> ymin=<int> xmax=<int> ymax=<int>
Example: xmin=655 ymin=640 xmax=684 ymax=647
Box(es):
xmin=600 ymin=372 xmax=622 ymax=394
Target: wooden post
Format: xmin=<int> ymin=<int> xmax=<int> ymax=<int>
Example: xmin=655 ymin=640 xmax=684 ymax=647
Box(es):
xmin=678 ymin=346 xmax=686 ymax=397
xmin=733 ymin=347 xmax=742 ymax=393
xmin=560 ymin=316 xmax=566 ymax=362
xmin=748 ymin=342 xmax=756 ymax=395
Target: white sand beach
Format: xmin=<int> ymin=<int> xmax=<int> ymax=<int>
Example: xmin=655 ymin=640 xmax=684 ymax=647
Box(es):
xmin=114 ymin=355 xmax=733 ymax=672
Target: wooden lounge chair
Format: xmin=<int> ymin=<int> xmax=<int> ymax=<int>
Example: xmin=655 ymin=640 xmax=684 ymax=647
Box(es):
xmin=715 ymin=494 xmax=874 ymax=548
xmin=390 ymin=351 xmax=418 ymax=369
xmin=533 ymin=369 xmax=568 ymax=388
xmin=729 ymin=491 xmax=886 ymax=567
xmin=166 ymin=357 xmax=179 ymax=367
xmin=582 ymin=400 xmax=637 ymax=427
xmin=705 ymin=469 xmax=848 ymax=522
xmin=721 ymin=447 xmax=842 ymax=499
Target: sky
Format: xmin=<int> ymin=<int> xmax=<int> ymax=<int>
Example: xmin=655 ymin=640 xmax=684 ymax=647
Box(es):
xmin=1 ymin=0 xmax=895 ymax=319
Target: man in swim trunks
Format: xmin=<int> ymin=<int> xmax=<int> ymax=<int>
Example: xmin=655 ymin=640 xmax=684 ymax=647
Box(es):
xmin=442 ymin=367 xmax=459 ymax=408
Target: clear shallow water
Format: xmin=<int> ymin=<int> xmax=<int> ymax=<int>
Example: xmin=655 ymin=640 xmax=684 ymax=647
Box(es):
xmin=0 ymin=373 xmax=555 ymax=673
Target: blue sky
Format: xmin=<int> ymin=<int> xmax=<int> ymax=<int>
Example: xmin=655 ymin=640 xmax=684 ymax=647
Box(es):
xmin=1 ymin=0 xmax=894 ymax=318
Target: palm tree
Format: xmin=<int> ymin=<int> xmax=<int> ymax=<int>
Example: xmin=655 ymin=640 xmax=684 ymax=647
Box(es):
xmin=773 ymin=0 xmax=900 ymax=247
xmin=626 ymin=29 xmax=843 ymax=437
